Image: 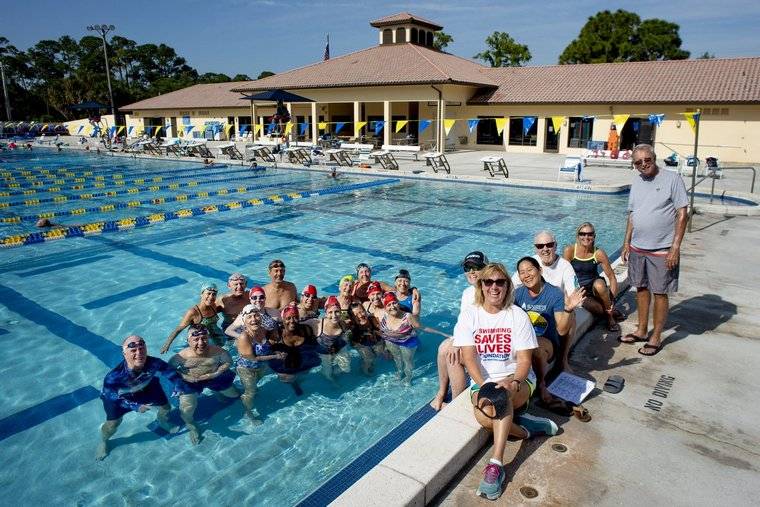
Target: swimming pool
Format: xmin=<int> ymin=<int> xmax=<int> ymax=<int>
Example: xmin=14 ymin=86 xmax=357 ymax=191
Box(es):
xmin=0 ymin=150 xmax=629 ymax=505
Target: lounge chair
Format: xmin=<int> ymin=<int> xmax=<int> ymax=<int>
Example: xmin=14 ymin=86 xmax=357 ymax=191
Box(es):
xmin=558 ymin=156 xmax=582 ymax=181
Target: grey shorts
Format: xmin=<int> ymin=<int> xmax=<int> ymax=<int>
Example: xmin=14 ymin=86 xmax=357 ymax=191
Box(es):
xmin=628 ymin=249 xmax=679 ymax=294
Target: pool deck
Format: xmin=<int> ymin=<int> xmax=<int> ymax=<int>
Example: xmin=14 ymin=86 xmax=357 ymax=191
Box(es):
xmin=333 ymin=212 xmax=760 ymax=505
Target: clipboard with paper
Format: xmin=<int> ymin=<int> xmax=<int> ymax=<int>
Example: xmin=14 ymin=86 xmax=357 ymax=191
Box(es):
xmin=547 ymin=372 xmax=596 ymax=405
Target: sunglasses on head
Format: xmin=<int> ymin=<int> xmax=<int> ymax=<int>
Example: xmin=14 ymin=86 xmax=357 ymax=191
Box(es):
xmin=125 ymin=339 xmax=146 ymax=349
xmin=578 ymin=231 xmax=595 ymax=237
xmin=482 ymin=278 xmax=508 ymax=287
xmin=534 ymin=242 xmax=556 ymax=250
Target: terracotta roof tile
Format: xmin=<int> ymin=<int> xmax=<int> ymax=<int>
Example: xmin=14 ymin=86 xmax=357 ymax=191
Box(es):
xmin=470 ymin=57 xmax=760 ymax=104
xmin=120 ymin=82 xmax=254 ymax=111
xmin=232 ymin=43 xmax=495 ymax=92
xmin=370 ymin=12 xmax=442 ymax=30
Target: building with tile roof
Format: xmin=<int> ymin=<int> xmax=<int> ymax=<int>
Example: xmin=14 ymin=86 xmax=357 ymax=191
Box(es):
xmin=121 ymin=13 xmax=760 ymax=162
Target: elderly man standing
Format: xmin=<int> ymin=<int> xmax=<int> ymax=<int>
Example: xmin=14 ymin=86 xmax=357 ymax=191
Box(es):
xmin=622 ymin=144 xmax=688 ymax=356
xmin=97 ymin=335 xmax=183 ymax=460
xmin=218 ymin=272 xmax=249 ymax=330
xmin=170 ymin=325 xmax=240 ymax=444
xmin=263 ymin=259 xmax=298 ymax=310
xmin=513 ymin=231 xmax=580 ymax=372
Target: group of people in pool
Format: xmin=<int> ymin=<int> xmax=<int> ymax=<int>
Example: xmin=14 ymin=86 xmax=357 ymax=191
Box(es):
xmin=97 ymin=224 xmax=621 ymax=474
xmin=98 ymin=259 xmax=450 ymax=458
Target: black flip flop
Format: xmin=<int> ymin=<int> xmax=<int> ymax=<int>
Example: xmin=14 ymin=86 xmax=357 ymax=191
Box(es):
xmin=603 ymin=375 xmax=625 ymax=394
xmin=619 ymin=333 xmax=647 ymax=344
xmin=638 ymin=343 xmax=662 ymax=356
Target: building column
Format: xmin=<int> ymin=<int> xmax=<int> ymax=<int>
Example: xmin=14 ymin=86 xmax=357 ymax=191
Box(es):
xmin=383 ymin=101 xmax=391 ymax=147
xmin=233 ymin=116 xmax=240 ymax=141
xmin=251 ymin=102 xmax=257 ymax=141
xmin=311 ymin=102 xmax=318 ymax=142
xmin=353 ymin=101 xmax=360 ymax=140
xmin=438 ymin=99 xmax=447 ymax=153
xmin=286 ymin=102 xmax=293 ymax=141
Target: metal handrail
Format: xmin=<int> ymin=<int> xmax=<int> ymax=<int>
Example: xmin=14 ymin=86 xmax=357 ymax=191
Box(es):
xmin=686 ymin=165 xmax=757 ymax=207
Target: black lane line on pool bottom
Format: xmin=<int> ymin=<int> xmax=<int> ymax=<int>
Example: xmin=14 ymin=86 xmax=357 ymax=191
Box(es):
xmin=0 ymin=385 xmax=101 ymax=443
xmin=82 ymin=276 xmax=188 ymax=310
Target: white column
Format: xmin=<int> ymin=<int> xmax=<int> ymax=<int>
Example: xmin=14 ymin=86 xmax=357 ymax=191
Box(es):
xmin=383 ymin=100 xmax=391 ymax=147
xmin=439 ymin=99 xmax=447 ymax=153
xmin=311 ymin=102 xmax=318 ymax=142
xmin=353 ymin=101 xmax=360 ymax=140
xmin=251 ymin=103 xmax=257 ymax=141
xmin=233 ymin=116 xmax=239 ymax=141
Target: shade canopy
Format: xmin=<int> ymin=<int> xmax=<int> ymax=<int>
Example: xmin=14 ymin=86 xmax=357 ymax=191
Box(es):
xmin=239 ymin=90 xmax=314 ymax=103
xmin=68 ymin=101 xmax=109 ymax=111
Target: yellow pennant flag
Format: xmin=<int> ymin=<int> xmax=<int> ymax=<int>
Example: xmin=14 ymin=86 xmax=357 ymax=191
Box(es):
xmin=254 ymin=124 xmax=262 ymax=135
xmin=682 ymin=112 xmax=699 ymax=133
xmin=551 ymin=116 xmax=565 ymax=133
xmin=613 ymin=114 xmax=630 ymax=132
xmin=495 ymin=118 xmax=507 ymax=135
xmin=42 ymin=124 xmax=49 ymax=131
xmin=395 ymin=120 xmax=408 ymax=133
xmin=354 ymin=121 xmax=367 ymax=137
xmin=154 ymin=126 xmax=163 ymax=137
xmin=136 ymin=128 xmax=144 ymax=136
xmin=443 ymin=119 xmax=456 ymax=135
xmin=117 ymin=126 xmax=125 ymax=136
xmin=178 ymin=129 xmax=184 ymax=138
xmin=225 ymin=124 xmax=234 ymax=137
xmin=318 ymin=122 xmax=327 ymax=130
xmin=284 ymin=122 xmax=293 ymax=135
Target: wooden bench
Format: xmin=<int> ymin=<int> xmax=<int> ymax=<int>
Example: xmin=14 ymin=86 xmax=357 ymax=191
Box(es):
xmin=370 ymin=150 xmax=399 ymax=170
xmin=325 ymin=148 xmax=353 ymax=167
xmin=382 ymin=144 xmax=421 ymax=161
xmin=480 ymin=156 xmax=509 ymax=178
xmin=423 ymin=152 xmax=451 ymax=174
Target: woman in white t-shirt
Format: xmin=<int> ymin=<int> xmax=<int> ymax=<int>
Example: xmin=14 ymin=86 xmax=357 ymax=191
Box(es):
xmin=452 ymin=262 xmax=540 ymax=500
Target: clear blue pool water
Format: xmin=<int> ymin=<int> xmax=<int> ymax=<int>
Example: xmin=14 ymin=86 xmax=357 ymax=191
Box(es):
xmin=0 ymin=149 xmax=629 ymax=505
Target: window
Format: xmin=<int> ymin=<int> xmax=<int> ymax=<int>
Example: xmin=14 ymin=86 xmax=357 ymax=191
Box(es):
xmin=426 ymin=31 xmax=433 ymax=47
xmin=411 ymin=28 xmax=418 ymax=44
xmin=476 ymin=117 xmax=503 ymax=145
xmin=567 ymin=117 xmax=594 ymax=148
xmin=508 ymin=116 xmax=537 ymax=146
xmin=382 ymin=29 xmax=393 ymax=44
xmin=396 ymin=27 xmax=405 ymax=43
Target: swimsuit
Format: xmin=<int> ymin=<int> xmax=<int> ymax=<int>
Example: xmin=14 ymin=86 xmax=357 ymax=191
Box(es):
xmin=237 ymin=338 xmax=272 ymax=369
xmin=570 ymin=245 xmax=602 ymax=291
xmin=352 ymin=321 xmax=380 ymax=347
xmin=396 ymin=291 xmax=414 ymax=313
xmin=269 ymin=325 xmax=320 ymax=374
xmin=315 ymin=319 xmax=349 ymax=355
xmin=194 ymin=305 xmax=226 ymax=346
xmin=380 ymin=313 xmax=418 ymax=348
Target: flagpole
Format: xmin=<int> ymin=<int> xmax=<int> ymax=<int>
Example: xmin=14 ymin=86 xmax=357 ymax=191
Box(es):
xmin=687 ymin=109 xmax=701 ymax=233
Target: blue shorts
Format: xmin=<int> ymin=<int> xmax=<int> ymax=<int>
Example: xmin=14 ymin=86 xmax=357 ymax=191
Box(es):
xmin=181 ymin=369 xmax=236 ymax=394
xmin=102 ymin=378 xmax=169 ymax=420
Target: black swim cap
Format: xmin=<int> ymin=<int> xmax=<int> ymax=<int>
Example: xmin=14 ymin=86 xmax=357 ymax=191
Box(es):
xmin=477 ymin=382 xmax=510 ymax=419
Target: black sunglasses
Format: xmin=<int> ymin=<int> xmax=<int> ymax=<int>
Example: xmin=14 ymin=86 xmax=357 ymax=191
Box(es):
xmin=578 ymin=232 xmax=595 ymax=237
xmin=534 ymin=242 xmax=556 ymax=250
xmin=482 ymin=278 xmax=508 ymax=287
xmin=463 ymin=263 xmax=484 ymax=273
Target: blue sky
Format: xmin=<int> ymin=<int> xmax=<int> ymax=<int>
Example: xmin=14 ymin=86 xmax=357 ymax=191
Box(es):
xmin=2 ymin=0 xmax=759 ymax=76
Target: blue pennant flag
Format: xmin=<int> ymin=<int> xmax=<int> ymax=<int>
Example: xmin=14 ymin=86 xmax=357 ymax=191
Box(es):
xmin=374 ymin=121 xmax=385 ymax=136
xmin=239 ymin=125 xmax=249 ymax=136
xmin=76 ymin=125 xmax=84 ymax=134
xmin=184 ymin=126 xmax=194 ymax=135
xmin=335 ymin=122 xmax=346 ymax=133
xmin=300 ymin=122 xmax=309 ymax=136
xmin=266 ymin=121 xmax=276 ymax=134
xmin=467 ymin=119 xmax=479 ymax=133
xmin=108 ymin=126 xmax=117 ymax=137
xmin=648 ymin=114 xmax=664 ymax=127
xmin=419 ymin=120 xmax=431 ymax=133
xmin=522 ymin=116 xmax=536 ymax=135
xmin=127 ymin=126 xmax=134 ymax=135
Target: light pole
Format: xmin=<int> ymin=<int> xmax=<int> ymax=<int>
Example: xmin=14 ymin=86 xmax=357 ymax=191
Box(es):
xmin=86 ymin=24 xmax=116 ymax=116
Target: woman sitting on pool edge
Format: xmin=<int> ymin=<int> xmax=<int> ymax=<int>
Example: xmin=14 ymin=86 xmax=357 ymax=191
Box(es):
xmin=453 ymin=262 xmax=558 ymax=500
xmin=562 ymin=222 xmax=622 ymax=332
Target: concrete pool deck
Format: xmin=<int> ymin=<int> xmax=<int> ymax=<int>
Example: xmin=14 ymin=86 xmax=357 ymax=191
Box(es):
xmin=334 ymin=211 xmax=760 ymax=505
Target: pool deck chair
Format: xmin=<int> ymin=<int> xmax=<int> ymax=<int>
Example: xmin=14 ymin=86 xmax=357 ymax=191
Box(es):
xmin=371 ymin=150 xmax=399 ymax=170
xmin=480 ymin=156 xmax=509 ymax=178
xmin=325 ymin=148 xmax=353 ymax=167
xmin=246 ymin=145 xmax=277 ymax=164
xmin=218 ymin=142 xmax=243 ymax=160
xmin=558 ymin=156 xmax=582 ymax=181
xmin=424 ymin=152 xmax=451 ymax=174
xmin=284 ymin=147 xmax=312 ymax=166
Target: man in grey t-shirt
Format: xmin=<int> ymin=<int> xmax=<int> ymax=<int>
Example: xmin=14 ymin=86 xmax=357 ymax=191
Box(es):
xmin=621 ymin=144 xmax=688 ymax=356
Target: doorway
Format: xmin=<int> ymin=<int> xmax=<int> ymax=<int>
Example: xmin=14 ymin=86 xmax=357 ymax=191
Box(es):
xmin=544 ymin=119 xmax=559 ymax=152
xmin=620 ymin=118 xmax=656 ymax=150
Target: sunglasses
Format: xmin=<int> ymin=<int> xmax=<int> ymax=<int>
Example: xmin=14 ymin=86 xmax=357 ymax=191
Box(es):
xmin=125 ymin=339 xmax=146 ymax=349
xmin=482 ymin=278 xmax=508 ymax=287
xmin=534 ymin=242 xmax=556 ymax=250
xmin=301 ymin=294 xmax=315 ymax=298
xmin=633 ymin=158 xmax=653 ymax=167
xmin=250 ymin=295 xmax=265 ymax=301
xmin=463 ymin=264 xmax=484 ymax=273
xmin=578 ymin=232 xmax=595 ymax=237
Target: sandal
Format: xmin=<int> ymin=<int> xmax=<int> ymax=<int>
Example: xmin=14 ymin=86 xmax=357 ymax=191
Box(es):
xmin=536 ymin=397 xmax=574 ymax=417
xmin=619 ymin=333 xmax=647 ymax=344
xmin=572 ymin=405 xmax=592 ymax=422
xmin=638 ymin=343 xmax=662 ymax=356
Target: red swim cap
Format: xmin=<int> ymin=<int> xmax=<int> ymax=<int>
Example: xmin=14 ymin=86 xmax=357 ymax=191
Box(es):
xmin=324 ymin=296 xmax=340 ymax=310
xmin=382 ymin=292 xmax=398 ymax=307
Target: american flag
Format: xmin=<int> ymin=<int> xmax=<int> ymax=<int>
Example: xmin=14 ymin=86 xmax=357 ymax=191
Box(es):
xmin=323 ymin=34 xmax=330 ymax=61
